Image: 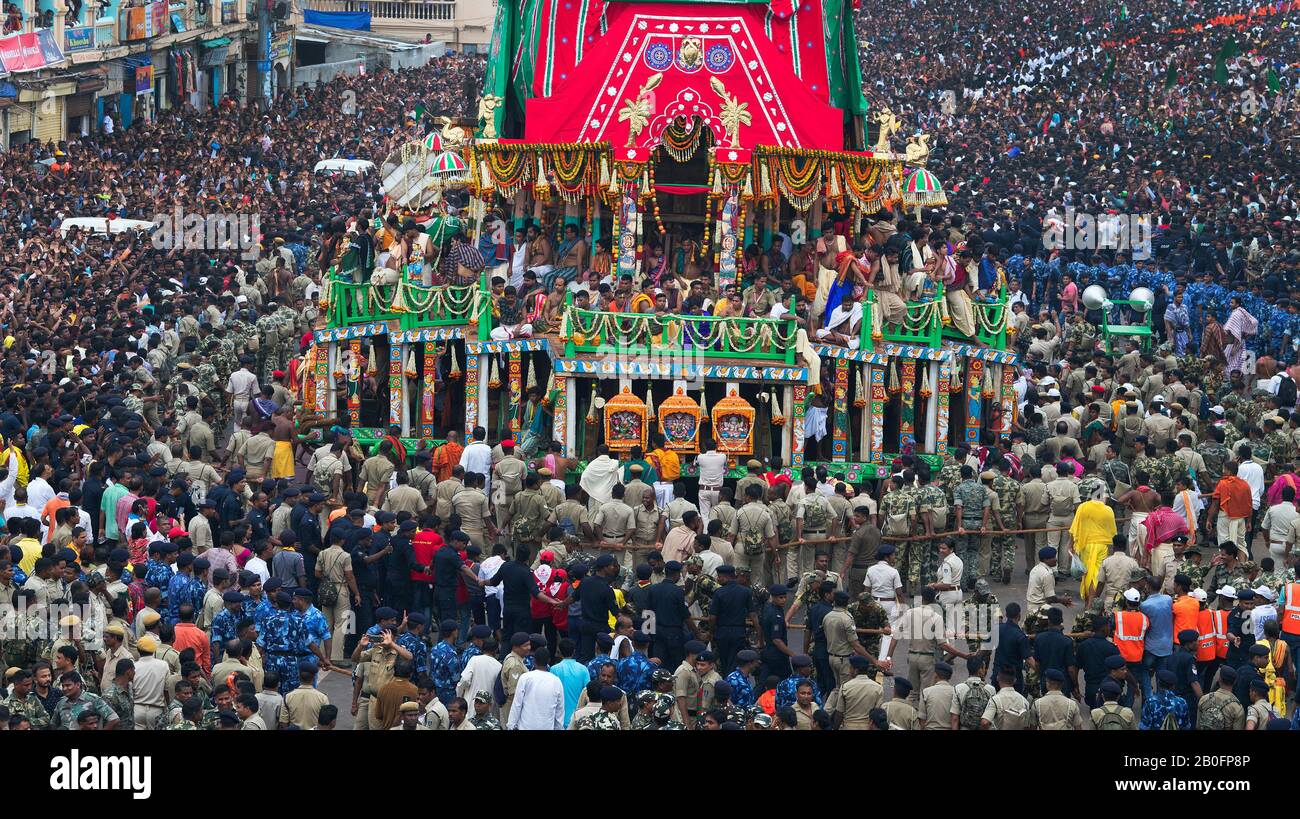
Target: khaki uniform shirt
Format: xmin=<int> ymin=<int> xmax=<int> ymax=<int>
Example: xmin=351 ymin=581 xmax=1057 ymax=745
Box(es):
xmin=825 ymin=675 xmax=883 ymax=728
xmin=917 ymin=680 xmax=955 ymax=729
xmin=382 ymin=485 xmax=427 ymax=516
xmin=450 ymin=488 xmax=491 ymax=533
xmin=1030 ymin=690 xmax=1083 ymax=730
xmin=593 ymin=501 xmax=635 ymax=541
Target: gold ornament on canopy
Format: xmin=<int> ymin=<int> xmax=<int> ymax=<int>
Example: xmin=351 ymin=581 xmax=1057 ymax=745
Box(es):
xmin=659 ymin=387 xmax=702 ymax=453
xmin=604 ymin=386 xmax=648 ymax=453
xmin=711 ymin=388 xmax=755 ymax=456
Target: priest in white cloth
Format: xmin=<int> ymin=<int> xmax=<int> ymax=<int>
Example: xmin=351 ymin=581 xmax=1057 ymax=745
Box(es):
xmin=1223 ymin=297 xmax=1258 ymax=375
xmin=815 ymin=299 xmax=863 ymax=349
xmin=579 ymin=445 xmax=623 ymax=514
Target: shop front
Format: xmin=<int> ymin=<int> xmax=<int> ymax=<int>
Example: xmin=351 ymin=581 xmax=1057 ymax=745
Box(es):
xmin=200 ymin=36 xmax=231 ymax=110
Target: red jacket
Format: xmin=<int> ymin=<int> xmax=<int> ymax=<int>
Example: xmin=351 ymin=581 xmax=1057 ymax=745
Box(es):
xmin=410 ymin=531 xmax=442 ymax=583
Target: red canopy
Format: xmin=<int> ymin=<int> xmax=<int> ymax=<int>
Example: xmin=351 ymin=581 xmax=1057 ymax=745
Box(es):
xmin=525 ymin=3 xmax=845 ymax=152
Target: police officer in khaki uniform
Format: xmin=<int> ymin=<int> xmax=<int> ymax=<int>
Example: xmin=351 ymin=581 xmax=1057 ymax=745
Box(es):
xmin=917 ymin=661 xmax=957 ymax=730
xmin=899 ymin=586 xmax=972 ymax=704
xmin=822 ymin=590 xmax=869 ymax=690
xmin=826 ymin=655 xmax=883 ymax=729
xmin=733 ymin=484 xmax=778 ymax=587
xmin=1030 ymin=668 xmax=1083 ymax=729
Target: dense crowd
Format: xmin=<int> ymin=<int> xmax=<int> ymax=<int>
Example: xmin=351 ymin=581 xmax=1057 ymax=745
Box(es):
xmin=3 ymin=0 xmax=1300 ymax=735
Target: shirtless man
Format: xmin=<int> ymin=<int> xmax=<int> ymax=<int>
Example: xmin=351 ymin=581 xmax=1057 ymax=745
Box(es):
xmin=1115 ymin=473 xmax=1162 ymax=566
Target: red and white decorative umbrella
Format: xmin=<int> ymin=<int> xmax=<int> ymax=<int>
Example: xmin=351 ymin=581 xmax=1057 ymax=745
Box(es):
xmin=902 ymin=168 xmax=948 ymax=208
xmin=421 ymin=132 xmax=444 ymax=152
xmin=429 ymin=150 xmax=467 ymax=179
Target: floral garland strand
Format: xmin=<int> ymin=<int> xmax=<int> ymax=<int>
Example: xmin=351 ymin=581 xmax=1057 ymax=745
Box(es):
xmin=661 ymin=118 xmax=703 ymax=163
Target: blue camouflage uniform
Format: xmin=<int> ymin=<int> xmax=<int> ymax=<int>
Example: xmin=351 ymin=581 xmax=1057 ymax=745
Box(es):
xmin=586 ymin=655 xmax=613 ymax=681
xmin=209 ymin=609 xmax=242 ymax=667
xmin=246 ymin=595 xmax=274 ymax=633
xmin=259 ymin=608 xmax=309 ymax=695
xmin=460 ymin=643 xmax=482 ymax=668
xmin=295 ymin=604 xmax=331 ymax=657
xmin=725 ymin=669 xmax=756 ymax=708
xmin=165 ymin=574 xmax=206 ymax=625
xmin=145 ymin=560 xmax=174 ymax=597
xmin=398 ymin=631 xmax=430 ymax=678
xmin=616 ymin=651 xmax=655 ymax=694
xmin=427 ymin=640 xmax=461 ymax=703
xmin=774 ymin=673 xmax=823 ymax=710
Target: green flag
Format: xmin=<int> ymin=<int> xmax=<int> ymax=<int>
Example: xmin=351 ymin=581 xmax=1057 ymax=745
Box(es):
xmin=414 ymin=104 xmax=426 ymax=123
xmin=1267 ymin=68 xmax=1282 ymax=94
xmin=1213 ymin=36 xmax=1240 ymax=85
xmin=1102 ymin=54 xmax=1115 ymax=83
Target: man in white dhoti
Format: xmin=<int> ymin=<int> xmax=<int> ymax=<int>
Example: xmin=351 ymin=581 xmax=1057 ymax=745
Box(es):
xmin=579 ymin=446 xmax=622 ymax=514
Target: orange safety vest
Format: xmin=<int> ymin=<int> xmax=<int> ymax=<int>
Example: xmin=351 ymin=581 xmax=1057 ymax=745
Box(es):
xmin=1113 ymin=610 xmax=1148 ymax=662
xmin=1282 ymin=583 xmax=1300 ymax=636
xmin=1196 ymin=609 xmax=1228 ymax=662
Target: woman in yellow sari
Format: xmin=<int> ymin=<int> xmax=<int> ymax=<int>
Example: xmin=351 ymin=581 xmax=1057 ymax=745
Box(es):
xmin=1070 ymin=481 xmax=1117 ymax=600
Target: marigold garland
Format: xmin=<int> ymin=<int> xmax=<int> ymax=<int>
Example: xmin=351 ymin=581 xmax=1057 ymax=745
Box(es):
xmin=484 ymin=150 xmax=532 ymax=196
xmin=662 ymin=118 xmax=704 ymax=163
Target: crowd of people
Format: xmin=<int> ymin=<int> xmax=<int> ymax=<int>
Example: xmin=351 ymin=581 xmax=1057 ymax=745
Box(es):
xmin=3 ymin=0 xmax=1300 ymax=734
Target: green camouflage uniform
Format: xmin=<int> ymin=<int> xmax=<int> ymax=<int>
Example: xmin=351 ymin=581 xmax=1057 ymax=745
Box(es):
xmin=165 ymin=720 xmax=201 ymax=731
xmin=1150 ymin=454 xmax=1186 ymax=496
xmin=194 ymin=361 xmax=223 ymax=428
xmin=745 ymin=584 xmax=770 ymax=649
xmin=1067 ymin=320 xmax=1098 ymax=353
xmin=255 ymin=313 xmax=281 ymax=380
xmin=100 ymin=682 xmax=134 ymax=731
xmin=989 ymin=475 xmax=1022 ymax=582
xmin=1100 ymin=459 xmax=1132 ymax=495
xmin=963 ymin=587 xmax=1000 ymax=654
xmin=470 ymin=714 xmax=503 ymax=729
xmin=912 ymin=485 xmax=949 ymax=591
xmin=937 ymin=462 xmax=964 ymax=504
xmin=1175 ymin=557 xmax=1207 ymax=593
xmin=846 ymin=594 xmax=890 ymax=660
xmin=951 ymin=479 xmax=988 ymax=591
xmin=1266 ymin=430 xmax=1294 ymax=469
xmin=0 ymin=691 xmax=51 ymax=729
xmin=275 ymin=305 xmax=301 ymax=375
xmin=768 ymin=498 xmax=795 ymax=545
xmin=879 ymin=488 xmax=916 ymax=586
xmin=1196 ymin=441 xmax=1232 ymax=491
xmin=577 ymin=710 xmax=621 ymax=730
xmin=2 ymin=613 xmax=50 ymax=671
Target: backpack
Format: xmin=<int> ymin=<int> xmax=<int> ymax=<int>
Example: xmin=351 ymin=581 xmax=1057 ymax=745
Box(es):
xmin=493 ymin=667 xmax=508 ymax=706
xmin=1096 ymin=703 xmax=1131 ymax=731
xmin=740 ymin=525 xmax=766 ymax=556
xmin=317 ymin=549 xmax=344 ymax=608
xmin=1198 ymin=693 xmax=1227 ymax=730
xmin=802 ymin=496 xmax=832 ymax=531
xmin=1280 ymin=375 xmax=1298 ymax=409
xmin=557 ymin=513 xmax=578 ymax=538
xmin=958 ymin=683 xmax=992 ymax=730
xmin=993 ymin=699 xmax=1026 ymax=731
xmin=1160 ymin=708 xmax=1182 ymax=731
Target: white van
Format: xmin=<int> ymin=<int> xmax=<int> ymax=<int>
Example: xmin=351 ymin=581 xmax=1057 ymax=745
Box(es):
xmin=313 ymin=159 xmax=375 ymax=178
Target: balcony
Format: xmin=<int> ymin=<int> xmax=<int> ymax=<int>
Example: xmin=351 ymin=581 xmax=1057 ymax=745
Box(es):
xmin=858 ymin=285 xmax=1008 ymax=351
xmin=301 ymin=0 xmax=459 ymax=43
xmin=304 ymin=0 xmax=455 ymax=20
xmin=325 ymin=272 xmax=492 ymax=337
xmin=562 ymin=298 xmax=799 ymax=365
